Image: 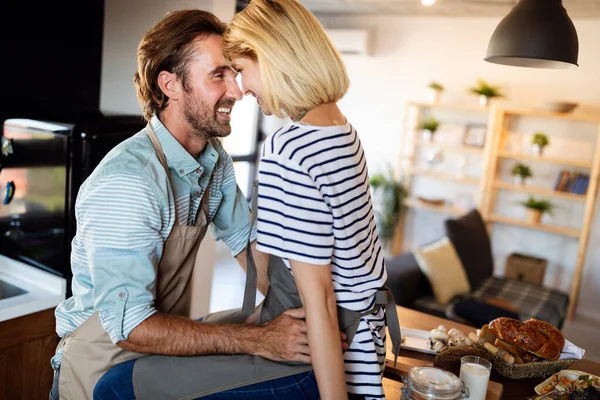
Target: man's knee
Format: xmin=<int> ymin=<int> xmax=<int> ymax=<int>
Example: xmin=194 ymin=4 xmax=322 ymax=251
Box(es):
xmin=93 ymin=360 xmax=136 ymax=400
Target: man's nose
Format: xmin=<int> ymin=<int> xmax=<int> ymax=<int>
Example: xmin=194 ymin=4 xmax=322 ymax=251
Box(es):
xmin=226 ymin=76 xmax=243 ymax=101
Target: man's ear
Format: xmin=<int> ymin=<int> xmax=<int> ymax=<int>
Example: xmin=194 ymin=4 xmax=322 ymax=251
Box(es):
xmin=157 ymin=71 xmax=179 ymax=101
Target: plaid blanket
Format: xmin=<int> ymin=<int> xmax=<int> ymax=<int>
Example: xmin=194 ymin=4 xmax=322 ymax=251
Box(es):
xmin=411 ymin=276 xmax=569 ymax=328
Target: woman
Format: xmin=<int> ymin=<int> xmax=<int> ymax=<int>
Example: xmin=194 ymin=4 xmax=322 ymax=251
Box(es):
xmin=224 ymin=1 xmax=390 ymax=399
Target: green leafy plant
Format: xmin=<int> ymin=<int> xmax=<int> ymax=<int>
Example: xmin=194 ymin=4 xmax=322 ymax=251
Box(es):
xmin=511 ymin=163 xmax=533 ymax=179
xmin=419 ymin=116 xmax=440 ymax=132
xmin=428 ymin=81 xmax=444 ymax=91
xmin=532 ymin=132 xmax=550 ymax=147
xmin=470 ymin=79 xmax=504 ymax=98
xmin=521 ymin=196 xmax=553 ymax=215
xmin=369 ymin=167 xmax=409 ymax=247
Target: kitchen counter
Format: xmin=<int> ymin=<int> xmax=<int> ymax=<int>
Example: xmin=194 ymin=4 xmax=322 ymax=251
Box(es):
xmin=0 ymin=254 xmax=66 ymax=322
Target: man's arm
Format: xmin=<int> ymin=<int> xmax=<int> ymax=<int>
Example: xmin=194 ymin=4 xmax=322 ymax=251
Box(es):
xmin=234 ymin=240 xmax=270 ymax=295
xmin=118 ymin=308 xmax=311 ymax=363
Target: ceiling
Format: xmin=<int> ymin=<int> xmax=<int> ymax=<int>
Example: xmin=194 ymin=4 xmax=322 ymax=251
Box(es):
xmin=296 ymin=0 xmax=600 ymax=18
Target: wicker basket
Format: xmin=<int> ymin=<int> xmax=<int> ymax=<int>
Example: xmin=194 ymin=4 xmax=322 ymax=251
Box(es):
xmin=473 ymin=337 xmax=578 ymax=379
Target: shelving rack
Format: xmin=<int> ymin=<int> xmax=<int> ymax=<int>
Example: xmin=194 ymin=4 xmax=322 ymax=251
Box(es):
xmin=393 ymin=102 xmax=600 ymax=321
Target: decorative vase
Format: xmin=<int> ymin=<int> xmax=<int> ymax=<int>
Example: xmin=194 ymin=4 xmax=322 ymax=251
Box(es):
xmin=532 ymin=144 xmax=544 ymax=156
xmin=526 ymin=209 xmax=543 ymax=224
xmin=479 ymin=95 xmax=490 ymax=107
xmin=428 ymin=88 xmax=442 ymax=104
xmin=422 ymin=129 xmax=434 ymax=143
xmin=514 ymin=175 xmax=526 ymax=186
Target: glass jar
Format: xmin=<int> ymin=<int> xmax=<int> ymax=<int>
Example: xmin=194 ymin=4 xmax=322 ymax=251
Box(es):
xmin=401 ymin=366 xmax=467 ymax=400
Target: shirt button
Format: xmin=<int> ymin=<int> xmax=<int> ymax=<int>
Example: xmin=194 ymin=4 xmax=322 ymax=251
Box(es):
xmin=179 ymin=169 xmax=185 ymax=174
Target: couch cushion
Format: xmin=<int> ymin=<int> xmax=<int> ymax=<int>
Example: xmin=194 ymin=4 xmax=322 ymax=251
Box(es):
xmin=445 ymin=209 xmax=494 ymax=291
xmin=471 ymin=276 xmax=570 ymax=328
xmin=414 ymin=237 xmax=471 ymax=304
xmin=385 ymin=253 xmax=431 ymax=307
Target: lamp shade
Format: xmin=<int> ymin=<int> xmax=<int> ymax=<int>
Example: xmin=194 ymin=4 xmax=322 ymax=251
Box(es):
xmin=485 ymin=0 xmax=578 ymax=69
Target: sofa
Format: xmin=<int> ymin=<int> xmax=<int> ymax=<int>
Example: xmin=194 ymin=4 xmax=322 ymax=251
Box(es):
xmin=384 ymin=209 xmax=570 ymax=329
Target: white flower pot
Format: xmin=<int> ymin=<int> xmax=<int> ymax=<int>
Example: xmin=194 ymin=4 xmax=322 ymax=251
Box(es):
xmin=422 ymin=129 xmax=434 ymax=143
xmin=532 ymin=144 xmax=544 ymax=156
xmin=513 ymin=176 xmax=526 ymax=186
xmin=479 ymin=95 xmax=489 ymax=107
xmin=428 ymin=89 xmax=442 ymax=104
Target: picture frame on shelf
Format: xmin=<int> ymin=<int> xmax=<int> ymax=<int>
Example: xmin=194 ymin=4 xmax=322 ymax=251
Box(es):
xmin=463 ymin=123 xmax=487 ymax=147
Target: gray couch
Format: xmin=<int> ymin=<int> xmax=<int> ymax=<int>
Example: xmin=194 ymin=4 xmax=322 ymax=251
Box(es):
xmin=384 ymin=209 xmax=570 ymax=329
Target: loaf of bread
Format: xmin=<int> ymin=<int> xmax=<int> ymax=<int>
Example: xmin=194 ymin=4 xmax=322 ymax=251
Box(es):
xmin=524 ymin=318 xmax=565 ymax=351
xmin=488 ymin=317 xmax=561 ymax=360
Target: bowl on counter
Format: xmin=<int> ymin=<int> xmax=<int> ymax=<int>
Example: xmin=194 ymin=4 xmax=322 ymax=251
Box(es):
xmin=542 ymin=101 xmax=579 ymax=113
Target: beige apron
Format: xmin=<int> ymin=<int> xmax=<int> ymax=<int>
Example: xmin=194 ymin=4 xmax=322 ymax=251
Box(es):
xmin=57 ymin=123 xmax=212 ymax=400
xmin=131 ymin=180 xmax=402 ymax=400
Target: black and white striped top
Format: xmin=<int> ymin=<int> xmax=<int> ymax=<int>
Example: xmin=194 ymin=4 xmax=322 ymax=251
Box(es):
xmin=256 ymin=121 xmax=388 ymax=399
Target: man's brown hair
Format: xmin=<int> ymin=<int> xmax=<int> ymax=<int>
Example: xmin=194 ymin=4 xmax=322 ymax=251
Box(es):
xmin=134 ymin=10 xmax=225 ymax=121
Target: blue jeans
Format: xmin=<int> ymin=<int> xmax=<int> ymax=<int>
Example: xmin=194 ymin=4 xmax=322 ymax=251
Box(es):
xmin=94 ymin=359 xmax=319 ymax=400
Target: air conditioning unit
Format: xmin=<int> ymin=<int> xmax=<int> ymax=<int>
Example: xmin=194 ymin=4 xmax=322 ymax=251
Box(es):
xmin=326 ymin=29 xmax=372 ymax=56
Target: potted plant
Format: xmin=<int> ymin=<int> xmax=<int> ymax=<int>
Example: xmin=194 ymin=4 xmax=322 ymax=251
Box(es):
xmin=427 ymin=81 xmax=444 ymax=104
xmin=369 ymin=167 xmax=409 ymax=254
xmin=521 ymin=196 xmax=553 ymax=224
xmin=511 ymin=163 xmax=533 ymax=186
xmin=419 ymin=116 xmax=440 ymax=142
xmin=469 ymin=79 xmax=504 ymax=107
xmin=531 ymin=132 xmax=550 ymax=156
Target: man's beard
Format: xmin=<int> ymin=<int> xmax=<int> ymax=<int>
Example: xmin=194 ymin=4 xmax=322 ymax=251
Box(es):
xmin=183 ymin=92 xmax=234 ymax=139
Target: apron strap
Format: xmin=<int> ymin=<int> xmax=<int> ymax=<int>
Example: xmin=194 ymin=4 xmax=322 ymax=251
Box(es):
xmin=147 ymin=122 xmax=212 ymax=227
xmin=146 ymin=123 xmax=181 ymax=226
xmin=374 ymin=288 xmax=402 ymax=367
xmin=241 ymin=180 xmax=260 ymax=314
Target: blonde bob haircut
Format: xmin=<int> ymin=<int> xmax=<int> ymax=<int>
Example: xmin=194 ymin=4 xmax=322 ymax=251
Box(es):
xmin=223 ymin=0 xmax=350 ymax=120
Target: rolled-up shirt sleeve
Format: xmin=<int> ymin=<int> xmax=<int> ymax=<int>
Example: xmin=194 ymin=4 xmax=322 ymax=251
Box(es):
xmin=209 ymin=155 xmax=257 ymax=256
xmin=77 ymin=173 xmax=164 ymax=344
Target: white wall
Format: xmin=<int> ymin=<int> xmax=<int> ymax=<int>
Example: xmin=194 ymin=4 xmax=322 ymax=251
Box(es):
xmin=315 ymin=14 xmax=600 ymax=321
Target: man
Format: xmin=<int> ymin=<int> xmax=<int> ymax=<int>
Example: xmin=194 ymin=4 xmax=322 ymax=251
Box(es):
xmin=50 ymin=9 xmax=335 ymax=400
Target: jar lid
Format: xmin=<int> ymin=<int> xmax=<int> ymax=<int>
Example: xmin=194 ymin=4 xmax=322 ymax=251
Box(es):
xmin=408 ymin=367 xmax=463 ymax=399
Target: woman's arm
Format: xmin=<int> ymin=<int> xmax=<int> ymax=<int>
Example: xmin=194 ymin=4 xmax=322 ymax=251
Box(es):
xmin=290 ymin=260 xmax=348 ymax=400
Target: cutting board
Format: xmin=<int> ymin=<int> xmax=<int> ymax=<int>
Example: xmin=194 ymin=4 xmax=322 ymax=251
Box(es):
xmin=384 ymin=359 xmax=504 ymax=400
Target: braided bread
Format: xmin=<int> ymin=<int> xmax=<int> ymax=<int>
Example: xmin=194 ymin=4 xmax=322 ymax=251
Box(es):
xmin=488 ymin=317 xmax=563 ymax=360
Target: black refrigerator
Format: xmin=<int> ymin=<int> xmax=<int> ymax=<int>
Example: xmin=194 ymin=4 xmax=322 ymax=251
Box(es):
xmin=0 ymin=115 xmax=145 ymax=295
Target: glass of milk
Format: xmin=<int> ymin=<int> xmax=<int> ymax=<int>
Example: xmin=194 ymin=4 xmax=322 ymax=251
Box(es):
xmin=459 ymin=356 xmax=492 ymax=400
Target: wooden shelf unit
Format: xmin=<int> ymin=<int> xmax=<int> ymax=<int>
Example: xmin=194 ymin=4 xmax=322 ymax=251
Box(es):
xmin=394 ymin=102 xmax=600 ymax=321
xmin=487 ymin=214 xmax=581 ymax=238
xmin=407 ymin=168 xmax=481 ymax=185
xmin=492 ymin=180 xmax=586 ymax=201
xmin=496 ymin=151 xmax=593 ymax=168
xmin=480 ymin=107 xmax=600 ymax=322
xmin=404 ymin=198 xmax=468 ymax=216
xmin=392 ymin=101 xmax=495 ymax=255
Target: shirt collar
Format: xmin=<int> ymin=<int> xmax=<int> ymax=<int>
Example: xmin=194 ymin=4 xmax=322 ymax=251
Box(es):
xmin=150 ymin=114 xmax=220 ymax=178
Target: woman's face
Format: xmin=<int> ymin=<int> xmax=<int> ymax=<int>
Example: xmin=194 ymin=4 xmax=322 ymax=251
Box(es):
xmin=232 ymin=58 xmax=272 ymax=115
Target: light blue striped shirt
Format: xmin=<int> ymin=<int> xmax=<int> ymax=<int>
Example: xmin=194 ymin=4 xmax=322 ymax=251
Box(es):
xmin=51 ymin=115 xmax=256 ymax=369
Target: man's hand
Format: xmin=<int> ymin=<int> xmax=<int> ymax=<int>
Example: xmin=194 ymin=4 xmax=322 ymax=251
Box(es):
xmin=256 ymin=308 xmax=349 ymax=363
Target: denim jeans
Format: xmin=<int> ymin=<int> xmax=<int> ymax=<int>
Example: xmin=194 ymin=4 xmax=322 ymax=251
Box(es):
xmin=49 ymin=369 xmax=60 ymax=400
xmin=93 ymin=359 xmax=320 ymax=400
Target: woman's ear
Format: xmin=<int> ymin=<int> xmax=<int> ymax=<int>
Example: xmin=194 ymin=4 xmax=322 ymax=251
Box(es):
xmin=157 ymin=71 xmax=179 ymax=101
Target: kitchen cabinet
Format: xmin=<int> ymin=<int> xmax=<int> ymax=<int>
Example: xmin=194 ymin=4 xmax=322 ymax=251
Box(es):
xmin=0 ymin=308 xmax=58 ymax=400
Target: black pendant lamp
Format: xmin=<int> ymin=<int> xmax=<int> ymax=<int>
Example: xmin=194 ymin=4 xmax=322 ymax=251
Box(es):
xmin=485 ymin=0 xmax=579 ymax=69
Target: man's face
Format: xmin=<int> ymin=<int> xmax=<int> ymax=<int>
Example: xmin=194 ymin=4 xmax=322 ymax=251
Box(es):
xmin=180 ymin=34 xmax=242 ymax=138
xmin=232 ymin=57 xmax=272 ymax=116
